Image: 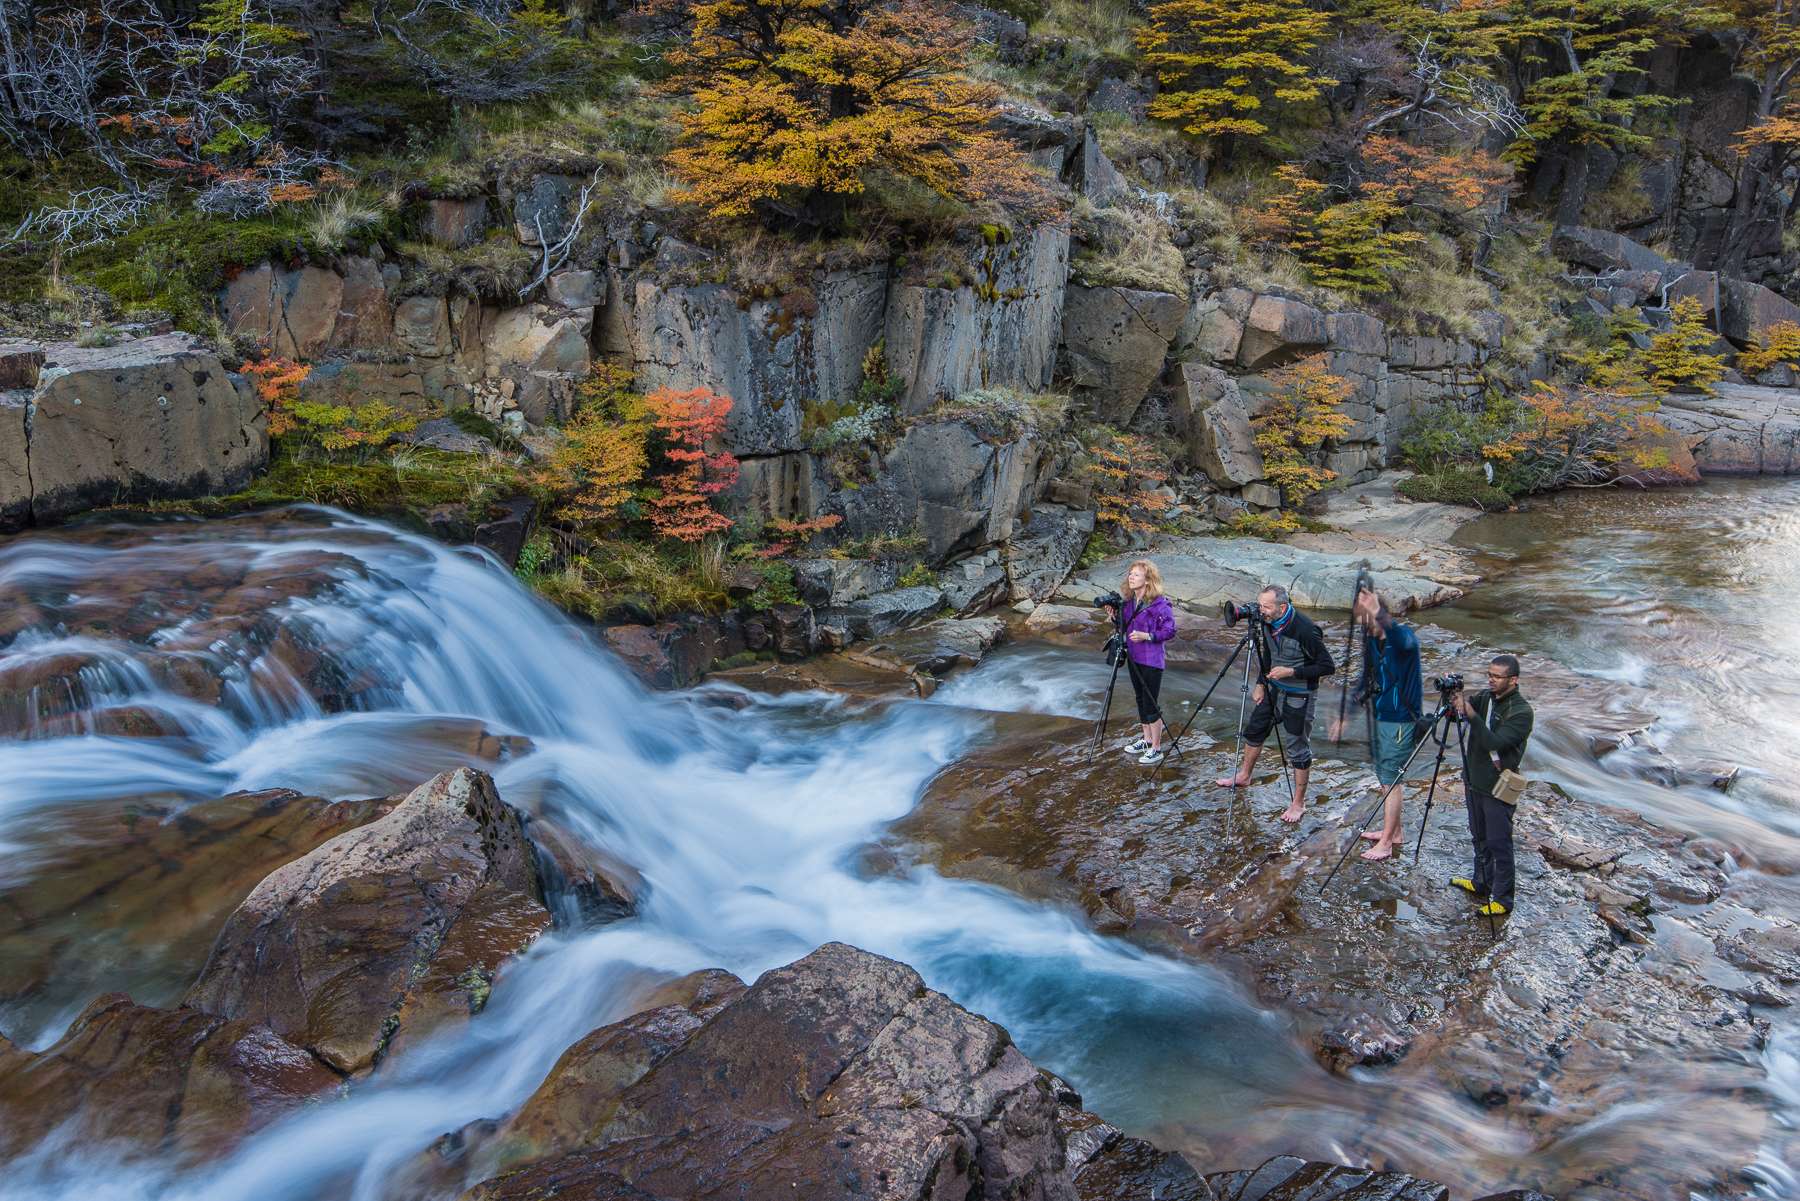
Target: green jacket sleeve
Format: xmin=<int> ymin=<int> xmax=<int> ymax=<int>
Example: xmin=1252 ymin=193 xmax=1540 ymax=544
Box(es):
xmin=1465 ymin=694 xmax=1533 ymax=759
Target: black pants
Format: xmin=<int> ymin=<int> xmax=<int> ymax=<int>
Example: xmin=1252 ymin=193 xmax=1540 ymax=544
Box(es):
xmin=1127 ymin=662 xmax=1163 ymax=724
xmin=1465 ymin=788 xmax=1516 ymax=910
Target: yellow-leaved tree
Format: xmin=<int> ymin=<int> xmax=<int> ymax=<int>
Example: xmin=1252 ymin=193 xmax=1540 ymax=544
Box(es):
xmin=1137 ymin=0 xmax=1334 ymax=152
xmin=1254 ymin=356 xmax=1355 ymax=504
xmin=653 ymin=0 xmax=1040 ymax=226
xmin=1643 ymin=297 xmax=1727 ymax=395
xmin=545 ymin=364 xmax=650 ymax=525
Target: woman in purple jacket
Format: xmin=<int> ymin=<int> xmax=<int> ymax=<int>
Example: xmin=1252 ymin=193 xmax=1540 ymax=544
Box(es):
xmin=1105 ymin=559 xmax=1178 ymax=765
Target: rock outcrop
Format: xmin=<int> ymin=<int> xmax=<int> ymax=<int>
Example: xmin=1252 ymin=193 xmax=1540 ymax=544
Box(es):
xmin=1657 ymin=384 xmax=1800 ymax=475
xmin=893 ymin=698 xmax=1769 ymax=1200
xmin=424 ymin=943 xmax=1089 ymax=1200
xmin=186 ymin=767 xmax=552 ymax=1074
xmin=0 ymin=333 xmax=267 ymax=529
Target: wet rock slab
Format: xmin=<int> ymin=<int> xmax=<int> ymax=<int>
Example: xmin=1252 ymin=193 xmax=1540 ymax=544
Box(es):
xmin=892 ymin=718 xmax=1770 ymax=1199
xmin=0 ymin=788 xmax=393 ymax=1043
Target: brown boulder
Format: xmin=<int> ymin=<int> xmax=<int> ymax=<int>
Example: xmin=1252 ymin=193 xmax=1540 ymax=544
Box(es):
xmin=0 ymin=993 xmax=338 ymax=1163
xmin=185 ymin=767 xmax=551 ymax=1074
xmin=426 ymin=197 xmax=491 ymax=249
xmin=460 ymin=943 xmax=1078 ymax=1201
xmin=1236 ymin=295 xmax=1327 ymax=369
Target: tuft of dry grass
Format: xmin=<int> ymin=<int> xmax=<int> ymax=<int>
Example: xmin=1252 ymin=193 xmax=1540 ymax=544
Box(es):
xmin=1071 ymin=197 xmax=1188 ymax=296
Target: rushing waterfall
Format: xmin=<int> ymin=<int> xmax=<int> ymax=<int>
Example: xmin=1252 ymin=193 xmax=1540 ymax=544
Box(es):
xmin=0 ymin=508 xmax=1307 ymax=1200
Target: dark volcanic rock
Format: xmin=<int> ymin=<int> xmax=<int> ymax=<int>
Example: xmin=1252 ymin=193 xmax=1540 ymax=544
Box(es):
xmin=456 ymin=942 xmax=1081 ymax=1201
xmin=1205 ymin=1156 xmax=1449 ymax=1201
xmin=186 ymin=767 xmax=552 ymax=1074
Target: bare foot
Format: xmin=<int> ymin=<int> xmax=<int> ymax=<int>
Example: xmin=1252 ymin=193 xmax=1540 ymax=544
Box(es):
xmin=1360 ymin=831 xmax=1382 ymax=841
xmin=1279 ymin=804 xmax=1305 ymax=823
xmin=1360 ymin=843 xmax=1395 ymax=861
xmin=1215 ymin=774 xmax=1250 ymax=788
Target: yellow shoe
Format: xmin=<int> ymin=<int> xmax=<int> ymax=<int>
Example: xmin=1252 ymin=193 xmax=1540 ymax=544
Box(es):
xmin=1476 ymin=901 xmax=1509 ymax=916
xmin=1449 ymin=877 xmax=1482 ymax=896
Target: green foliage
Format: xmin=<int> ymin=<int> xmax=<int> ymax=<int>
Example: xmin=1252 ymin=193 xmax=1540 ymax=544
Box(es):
xmin=1221 ymin=510 xmax=1305 ymax=539
xmin=897 ymin=561 xmax=939 ymax=588
xmin=1396 ymin=466 xmax=1516 ymax=510
xmin=139 ymin=444 xmax=526 ymax=520
xmin=830 ymin=531 xmax=929 ymax=560
xmin=519 ymin=539 xmax=729 ymax=619
xmin=744 ymin=560 xmax=801 ymax=610
xmin=68 ymin=211 xmax=311 ymax=329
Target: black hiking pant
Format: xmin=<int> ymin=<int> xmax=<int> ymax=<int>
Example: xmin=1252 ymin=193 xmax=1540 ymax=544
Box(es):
xmin=1464 ymin=787 xmax=1516 ymax=911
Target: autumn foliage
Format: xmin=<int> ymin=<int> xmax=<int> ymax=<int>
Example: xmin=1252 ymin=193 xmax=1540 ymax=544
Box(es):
xmin=1481 ymin=382 xmax=1667 ymax=491
xmin=1253 ymin=356 xmax=1354 ymax=505
xmin=547 ymin=364 xmax=651 ymax=524
xmin=643 ymin=387 xmax=741 ymax=542
xmin=1738 ymin=321 xmax=1800 ymax=376
xmin=1139 ymin=0 xmax=1334 ymax=144
xmin=651 ymin=0 xmax=1040 ymax=226
xmin=1080 ymin=433 xmax=1174 ymax=534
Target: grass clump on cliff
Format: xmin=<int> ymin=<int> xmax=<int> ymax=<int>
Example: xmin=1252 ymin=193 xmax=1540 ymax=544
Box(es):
xmin=517 ymin=534 xmax=728 ymax=619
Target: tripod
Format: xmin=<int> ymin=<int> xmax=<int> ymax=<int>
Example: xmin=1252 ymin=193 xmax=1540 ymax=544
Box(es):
xmin=1320 ymin=700 xmax=1458 ymax=893
xmin=1155 ymin=616 xmax=1297 ymax=814
xmin=1087 ymin=607 xmax=1131 ymax=763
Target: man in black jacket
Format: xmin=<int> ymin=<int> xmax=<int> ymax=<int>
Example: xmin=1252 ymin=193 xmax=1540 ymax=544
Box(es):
xmin=1451 ymin=654 xmax=1534 ymax=916
xmin=1216 ymin=584 xmax=1336 ymax=822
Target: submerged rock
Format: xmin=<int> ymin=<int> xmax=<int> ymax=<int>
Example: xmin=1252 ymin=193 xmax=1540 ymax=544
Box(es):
xmin=0 ymin=993 xmax=339 ymax=1163
xmin=186 ymin=767 xmax=552 ymax=1074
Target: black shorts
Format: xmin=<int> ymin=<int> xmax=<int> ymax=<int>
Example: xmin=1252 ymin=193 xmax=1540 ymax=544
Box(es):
xmin=1127 ymin=662 xmax=1163 ymax=724
xmin=1243 ymin=688 xmax=1316 ymax=768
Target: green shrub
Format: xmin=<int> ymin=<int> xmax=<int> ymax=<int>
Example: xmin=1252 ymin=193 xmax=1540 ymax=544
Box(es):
xmin=1397 ymin=467 xmax=1514 ymax=510
xmin=745 ymin=561 xmax=801 ymax=610
xmin=898 ymin=561 xmax=938 ymax=588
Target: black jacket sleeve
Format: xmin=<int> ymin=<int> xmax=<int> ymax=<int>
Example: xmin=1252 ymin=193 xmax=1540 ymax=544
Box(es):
xmin=1466 ymin=693 xmax=1533 ymax=759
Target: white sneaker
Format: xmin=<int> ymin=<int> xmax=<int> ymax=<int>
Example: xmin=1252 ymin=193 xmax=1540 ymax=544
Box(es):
xmin=1138 ymin=746 xmax=1166 ymax=765
xmin=1123 ymin=738 xmax=1151 ymax=755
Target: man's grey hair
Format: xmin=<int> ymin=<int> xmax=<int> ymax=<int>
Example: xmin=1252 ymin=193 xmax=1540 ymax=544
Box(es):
xmin=1259 ymin=584 xmax=1290 ymax=605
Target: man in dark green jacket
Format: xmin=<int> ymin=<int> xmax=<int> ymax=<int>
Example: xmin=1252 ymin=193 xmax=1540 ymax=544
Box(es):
xmin=1450 ymin=654 xmax=1534 ymax=916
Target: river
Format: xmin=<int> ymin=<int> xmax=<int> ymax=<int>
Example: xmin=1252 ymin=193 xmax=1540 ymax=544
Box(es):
xmin=1 ymin=480 xmax=1797 ymax=1199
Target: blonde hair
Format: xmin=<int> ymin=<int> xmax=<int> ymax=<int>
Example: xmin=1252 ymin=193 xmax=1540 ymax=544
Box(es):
xmin=1123 ymin=559 xmax=1164 ymax=602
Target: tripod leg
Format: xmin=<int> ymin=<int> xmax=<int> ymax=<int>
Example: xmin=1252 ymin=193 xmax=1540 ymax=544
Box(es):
xmin=1410 ymin=717 xmax=1455 ymax=864
xmin=1155 ymin=633 xmax=1251 ymax=780
xmin=1322 ymin=708 xmax=1444 ymax=893
xmin=1089 ymin=654 xmax=1125 ymax=763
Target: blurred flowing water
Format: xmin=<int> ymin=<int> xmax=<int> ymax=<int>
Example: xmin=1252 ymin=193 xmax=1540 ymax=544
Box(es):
xmin=1 ymin=486 xmax=1797 ymax=1199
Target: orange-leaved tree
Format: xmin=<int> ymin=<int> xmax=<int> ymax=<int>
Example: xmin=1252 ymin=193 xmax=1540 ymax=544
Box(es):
xmin=644 ymin=387 xmax=741 ymax=542
xmin=241 ymin=354 xmax=311 ymax=437
xmin=651 ymin=0 xmax=1040 ymax=226
xmin=1254 ymin=165 xmax=1421 ymax=295
xmin=1253 ymin=355 xmax=1354 ymax=505
xmin=1138 ymin=0 xmax=1334 ymax=152
xmin=1481 ymin=382 xmax=1666 ymax=492
xmin=1079 ymin=433 xmax=1173 ymax=534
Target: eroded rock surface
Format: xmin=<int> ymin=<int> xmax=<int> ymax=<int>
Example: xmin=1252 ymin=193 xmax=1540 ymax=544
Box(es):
xmin=892 ymin=708 xmax=1769 ymax=1200
xmin=186 ymin=767 xmax=552 ymax=1074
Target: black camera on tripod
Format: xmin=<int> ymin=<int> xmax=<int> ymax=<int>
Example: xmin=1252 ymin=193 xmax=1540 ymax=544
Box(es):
xmin=1431 ymin=673 xmax=1465 ymax=700
xmin=1221 ymin=600 xmax=1260 ymax=626
xmin=1094 ymin=591 xmax=1125 ymax=610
